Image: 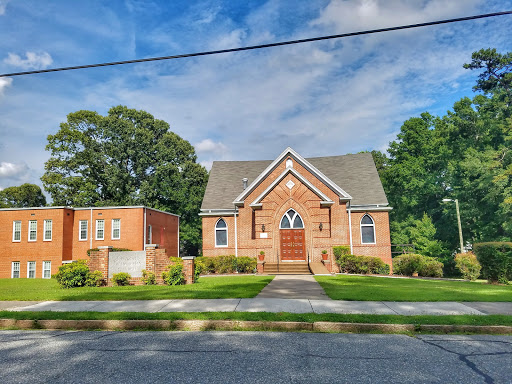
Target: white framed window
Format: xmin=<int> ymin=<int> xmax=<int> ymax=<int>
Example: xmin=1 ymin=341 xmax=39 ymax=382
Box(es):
xmin=112 ymin=219 xmax=121 ymax=240
xmin=279 ymin=209 xmax=304 ymax=229
xmin=12 ymin=221 xmax=21 ymax=242
xmin=44 ymin=220 xmax=52 ymax=241
xmin=147 ymin=225 xmax=152 ymax=244
xmin=27 ymin=261 xmax=36 ymax=278
xmin=360 ymin=214 xmax=376 ymax=244
xmin=96 ymin=219 xmax=104 ymax=240
xmin=79 ymin=220 xmax=88 ymax=241
xmin=215 ymin=218 xmax=228 ymax=247
xmin=28 ymin=220 xmax=37 ymax=241
xmin=11 ymin=262 xmax=20 ymax=278
xmin=42 ymin=261 xmax=51 ymax=279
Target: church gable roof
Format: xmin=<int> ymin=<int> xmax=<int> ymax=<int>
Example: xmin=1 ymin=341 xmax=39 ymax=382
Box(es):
xmin=201 ymin=149 xmax=388 ymax=211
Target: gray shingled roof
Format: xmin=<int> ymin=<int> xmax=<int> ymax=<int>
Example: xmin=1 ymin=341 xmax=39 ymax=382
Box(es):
xmin=201 ymin=153 xmax=388 ymax=210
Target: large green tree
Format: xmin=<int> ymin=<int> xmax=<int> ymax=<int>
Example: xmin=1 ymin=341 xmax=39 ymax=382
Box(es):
xmin=376 ymin=48 xmax=512 ymax=263
xmin=41 ymin=106 xmax=208 ymax=255
xmin=0 ymin=183 xmax=47 ymax=208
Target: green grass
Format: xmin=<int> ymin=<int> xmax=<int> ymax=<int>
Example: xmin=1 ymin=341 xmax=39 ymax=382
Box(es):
xmin=315 ymin=275 xmax=512 ymax=301
xmin=0 ymin=276 xmax=274 ymax=301
xmin=1 ymin=310 xmax=512 ymax=326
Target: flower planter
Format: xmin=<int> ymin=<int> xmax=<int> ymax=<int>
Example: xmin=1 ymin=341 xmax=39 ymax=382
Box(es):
xmin=258 ymin=254 xmax=265 ymax=261
xmin=321 ymin=254 xmax=328 ymax=261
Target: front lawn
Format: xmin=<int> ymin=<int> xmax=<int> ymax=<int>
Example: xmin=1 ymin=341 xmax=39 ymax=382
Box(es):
xmin=0 ymin=276 xmax=274 ymax=301
xmin=315 ymin=275 xmax=512 ymax=302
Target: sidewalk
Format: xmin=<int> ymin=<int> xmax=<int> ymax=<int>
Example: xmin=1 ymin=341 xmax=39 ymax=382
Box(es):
xmin=3 ymin=299 xmax=512 ymax=315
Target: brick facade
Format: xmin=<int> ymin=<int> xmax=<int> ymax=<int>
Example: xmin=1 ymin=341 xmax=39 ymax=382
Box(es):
xmin=0 ymin=206 xmax=179 ymax=279
xmin=202 ymin=153 xmax=392 ymax=272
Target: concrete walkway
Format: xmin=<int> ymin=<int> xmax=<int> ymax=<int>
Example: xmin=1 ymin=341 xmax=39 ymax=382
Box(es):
xmin=3 ymin=299 xmax=512 ymax=316
xmin=256 ymin=275 xmax=330 ymax=300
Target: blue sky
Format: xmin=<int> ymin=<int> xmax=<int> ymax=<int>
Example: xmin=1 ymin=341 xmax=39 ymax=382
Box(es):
xmin=0 ymin=0 xmax=511 ymax=191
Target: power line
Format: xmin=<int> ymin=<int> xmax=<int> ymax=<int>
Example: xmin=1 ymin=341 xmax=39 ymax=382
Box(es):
xmin=1 ymin=10 xmax=511 ymax=78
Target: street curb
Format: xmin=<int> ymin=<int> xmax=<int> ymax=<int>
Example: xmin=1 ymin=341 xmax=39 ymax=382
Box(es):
xmin=1 ymin=318 xmax=512 ymax=334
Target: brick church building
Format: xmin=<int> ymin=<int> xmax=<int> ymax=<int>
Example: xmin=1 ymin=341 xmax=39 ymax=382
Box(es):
xmin=200 ymin=147 xmax=392 ymax=273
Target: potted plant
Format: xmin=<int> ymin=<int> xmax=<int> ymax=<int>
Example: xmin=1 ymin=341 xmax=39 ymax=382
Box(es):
xmin=321 ymin=250 xmax=328 ymax=261
xmin=258 ymin=251 xmax=265 ymax=261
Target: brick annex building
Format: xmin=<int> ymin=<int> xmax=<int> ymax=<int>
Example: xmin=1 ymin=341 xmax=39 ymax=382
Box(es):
xmin=0 ymin=206 xmax=179 ymax=279
xmin=201 ymin=147 xmax=392 ymax=273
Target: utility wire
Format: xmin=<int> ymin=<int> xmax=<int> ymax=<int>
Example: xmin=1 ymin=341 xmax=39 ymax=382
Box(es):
xmin=1 ymin=10 xmax=511 ymax=78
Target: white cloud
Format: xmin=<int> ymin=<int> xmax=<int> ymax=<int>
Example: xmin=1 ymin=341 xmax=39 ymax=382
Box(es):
xmin=195 ymin=139 xmax=228 ymax=154
xmin=4 ymin=51 xmax=53 ymax=70
xmin=0 ymin=77 xmax=12 ymax=96
xmin=0 ymin=0 xmax=9 ymax=15
xmin=0 ymin=162 xmax=28 ymax=178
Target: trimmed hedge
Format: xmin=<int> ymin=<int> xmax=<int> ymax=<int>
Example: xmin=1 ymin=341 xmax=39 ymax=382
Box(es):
xmin=162 ymin=264 xmax=185 ymax=286
xmin=141 ymin=269 xmax=156 ymax=285
xmin=335 ymin=254 xmax=390 ymax=275
xmin=195 ymin=256 xmax=257 ymax=274
xmin=393 ymin=253 xmax=443 ymax=277
xmin=454 ymin=252 xmax=481 ymax=281
xmin=53 ymin=260 xmax=104 ymax=288
xmin=112 ymin=272 xmax=131 ymax=286
xmin=333 ymin=246 xmax=350 ymax=259
xmin=473 ymin=242 xmax=512 ymax=284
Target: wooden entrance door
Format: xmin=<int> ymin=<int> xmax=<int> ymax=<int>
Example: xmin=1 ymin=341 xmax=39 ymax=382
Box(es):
xmin=280 ymin=229 xmax=306 ymax=261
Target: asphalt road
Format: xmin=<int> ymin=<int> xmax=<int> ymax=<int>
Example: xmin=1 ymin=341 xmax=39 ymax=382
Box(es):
xmin=1 ymin=331 xmax=511 ymax=383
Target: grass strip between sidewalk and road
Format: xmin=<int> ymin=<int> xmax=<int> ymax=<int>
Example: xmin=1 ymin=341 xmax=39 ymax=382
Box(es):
xmin=315 ymin=275 xmax=512 ymax=302
xmin=2 ymin=311 xmax=512 ymax=334
xmin=0 ymin=276 xmax=274 ymax=301
xmin=2 ymin=311 xmax=512 ymax=326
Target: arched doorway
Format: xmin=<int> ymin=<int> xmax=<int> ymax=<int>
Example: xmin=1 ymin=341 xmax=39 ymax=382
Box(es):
xmin=279 ymin=209 xmax=306 ymax=261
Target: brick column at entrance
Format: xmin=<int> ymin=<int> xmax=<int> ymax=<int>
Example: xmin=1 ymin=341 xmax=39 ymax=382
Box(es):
xmin=144 ymin=244 xmax=158 ymax=273
xmin=182 ymin=256 xmax=195 ymax=284
xmin=89 ymin=246 xmax=111 ymax=281
xmin=257 ymin=261 xmax=264 ymax=274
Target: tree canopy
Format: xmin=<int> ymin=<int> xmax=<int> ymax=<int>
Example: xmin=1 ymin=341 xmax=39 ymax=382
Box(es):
xmin=374 ymin=48 xmax=512 ymax=266
xmin=0 ymin=183 xmax=47 ymax=208
xmin=41 ymin=106 xmax=208 ymax=255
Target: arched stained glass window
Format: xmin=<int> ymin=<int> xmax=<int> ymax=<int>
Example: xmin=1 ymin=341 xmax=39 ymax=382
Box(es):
xmin=280 ymin=209 xmax=304 ymax=229
xmin=215 ymin=218 xmax=228 ymax=247
xmin=360 ymin=214 xmax=375 ymax=244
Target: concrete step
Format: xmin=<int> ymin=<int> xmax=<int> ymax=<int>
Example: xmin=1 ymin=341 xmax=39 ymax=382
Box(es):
xmin=263 ymin=263 xmax=311 ymax=275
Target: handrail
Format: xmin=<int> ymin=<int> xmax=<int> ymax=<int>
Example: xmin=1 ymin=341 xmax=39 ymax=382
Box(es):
xmin=277 ymin=250 xmax=279 ymax=273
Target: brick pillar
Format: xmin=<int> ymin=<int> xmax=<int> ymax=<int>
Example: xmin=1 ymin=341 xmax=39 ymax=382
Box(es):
xmin=182 ymin=256 xmax=195 ymax=285
xmin=145 ymin=244 xmax=158 ymax=273
xmin=89 ymin=246 xmax=111 ymax=281
xmin=257 ymin=261 xmax=264 ymax=274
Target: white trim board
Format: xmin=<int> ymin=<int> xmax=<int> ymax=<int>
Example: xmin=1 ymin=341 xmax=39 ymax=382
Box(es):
xmin=233 ymin=147 xmax=352 ymax=205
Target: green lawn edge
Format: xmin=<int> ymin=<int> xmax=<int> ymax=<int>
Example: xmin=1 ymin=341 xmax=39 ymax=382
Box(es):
xmin=1 ymin=311 xmax=512 ymax=326
xmin=0 ymin=275 xmax=274 ymax=301
xmin=315 ymin=275 xmax=512 ymax=302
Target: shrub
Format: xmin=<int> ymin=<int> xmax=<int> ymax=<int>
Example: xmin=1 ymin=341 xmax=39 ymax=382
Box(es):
xmin=393 ymin=253 xmax=443 ymax=277
xmin=54 ymin=260 xmax=91 ymax=288
xmin=141 ymin=269 xmax=156 ymax=285
xmin=195 ymin=257 xmax=215 ymax=274
xmin=333 ymin=246 xmax=350 ymax=261
xmin=473 ymin=242 xmax=512 ymax=284
xmin=112 ymin=272 xmax=131 ymax=286
xmin=85 ymin=270 xmax=104 ymax=287
xmin=236 ymin=256 xmax=257 ymax=273
xmin=162 ymin=263 xmax=185 ymax=285
xmin=454 ymin=252 xmax=481 ymax=281
xmin=336 ymin=254 xmax=390 ymax=275
xmin=214 ymin=255 xmax=237 ymax=274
